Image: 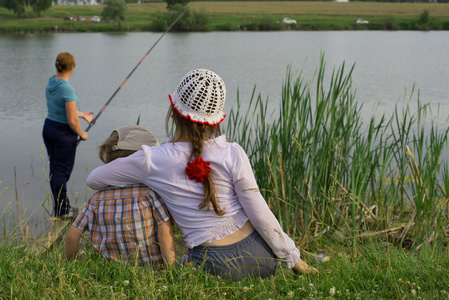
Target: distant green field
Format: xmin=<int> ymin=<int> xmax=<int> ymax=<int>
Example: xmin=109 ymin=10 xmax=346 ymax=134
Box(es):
xmin=1 ymin=1 xmax=449 ymax=33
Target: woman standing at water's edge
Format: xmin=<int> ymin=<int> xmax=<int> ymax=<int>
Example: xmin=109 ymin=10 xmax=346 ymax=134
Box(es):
xmin=42 ymin=52 xmax=94 ymax=217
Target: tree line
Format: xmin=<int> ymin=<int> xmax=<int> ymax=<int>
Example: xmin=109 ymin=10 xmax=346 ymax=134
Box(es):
xmin=0 ymin=0 xmax=189 ymax=18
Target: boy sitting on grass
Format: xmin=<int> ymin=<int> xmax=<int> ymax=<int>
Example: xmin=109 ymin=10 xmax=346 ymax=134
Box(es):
xmin=65 ymin=125 xmax=176 ymax=269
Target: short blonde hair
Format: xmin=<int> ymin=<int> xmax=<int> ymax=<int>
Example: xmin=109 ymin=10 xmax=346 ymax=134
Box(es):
xmin=98 ymin=131 xmax=136 ymax=164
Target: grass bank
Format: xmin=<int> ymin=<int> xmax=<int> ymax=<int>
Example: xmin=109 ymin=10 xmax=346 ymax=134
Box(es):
xmin=1 ymin=237 xmax=449 ymax=298
xmin=1 ymin=1 xmax=449 ymax=33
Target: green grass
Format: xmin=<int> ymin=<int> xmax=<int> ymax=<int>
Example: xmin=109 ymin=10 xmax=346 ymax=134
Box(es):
xmin=1 ymin=1 xmax=449 ymax=33
xmin=1 ymin=234 xmax=449 ymax=298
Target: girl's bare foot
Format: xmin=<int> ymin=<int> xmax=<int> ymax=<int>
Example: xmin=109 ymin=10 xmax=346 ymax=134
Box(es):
xmin=292 ymin=261 xmax=318 ymax=275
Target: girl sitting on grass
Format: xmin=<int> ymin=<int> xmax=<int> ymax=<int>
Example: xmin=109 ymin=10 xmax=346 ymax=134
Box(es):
xmin=87 ymin=69 xmax=317 ymax=280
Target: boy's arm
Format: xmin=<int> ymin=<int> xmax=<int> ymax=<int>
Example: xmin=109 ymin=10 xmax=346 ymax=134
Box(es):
xmin=65 ymin=226 xmax=84 ymax=259
xmin=157 ymin=221 xmax=176 ymax=266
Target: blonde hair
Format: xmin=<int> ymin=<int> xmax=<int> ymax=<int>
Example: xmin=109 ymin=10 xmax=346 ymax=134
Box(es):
xmin=55 ymin=52 xmax=75 ymax=73
xmin=166 ymin=106 xmax=225 ymax=216
xmin=98 ymin=131 xmax=136 ymax=164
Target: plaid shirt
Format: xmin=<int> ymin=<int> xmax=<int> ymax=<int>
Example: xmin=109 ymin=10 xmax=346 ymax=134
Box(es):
xmin=72 ymin=184 xmax=171 ymax=269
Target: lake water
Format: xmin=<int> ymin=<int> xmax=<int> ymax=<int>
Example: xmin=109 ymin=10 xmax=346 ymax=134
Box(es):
xmin=1 ymin=31 xmax=448 ymax=228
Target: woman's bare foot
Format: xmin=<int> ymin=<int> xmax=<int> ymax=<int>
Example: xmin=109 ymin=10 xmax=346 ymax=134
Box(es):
xmin=292 ymin=261 xmax=318 ymax=275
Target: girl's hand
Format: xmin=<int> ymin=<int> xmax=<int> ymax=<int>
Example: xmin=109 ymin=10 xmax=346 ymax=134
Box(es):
xmin=292 ymin=261 xmax=318 ymax=275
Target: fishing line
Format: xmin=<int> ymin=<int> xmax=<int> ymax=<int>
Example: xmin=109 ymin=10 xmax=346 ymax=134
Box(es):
xmin=77 ymin=1 xmax=197 ymax=145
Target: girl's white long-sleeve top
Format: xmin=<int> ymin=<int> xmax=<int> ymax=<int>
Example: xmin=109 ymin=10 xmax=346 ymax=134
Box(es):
xmin=86 ymin=135 xmax=301 ymax=268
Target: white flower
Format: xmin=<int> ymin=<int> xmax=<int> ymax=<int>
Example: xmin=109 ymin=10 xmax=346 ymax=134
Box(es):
xmin=411 ymin=289 xmax=416 ymax=296
xmin=162 ymin=286 xmax=168 ymax=291
xmin=287 ymin=291 xmax=294 ymax=298
xmin=330 ymin=287 xmax=336 ymax=296
xmin=123 ymin=280 xmax=129 ymax=286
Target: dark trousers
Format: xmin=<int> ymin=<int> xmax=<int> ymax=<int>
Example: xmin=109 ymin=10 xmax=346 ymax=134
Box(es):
xmin=42 ymin=118 xmax=77 ymax=216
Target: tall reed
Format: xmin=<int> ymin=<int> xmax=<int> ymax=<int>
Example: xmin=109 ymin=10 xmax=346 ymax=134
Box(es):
xmin=226 ymin=54 xmax=449 ymax=250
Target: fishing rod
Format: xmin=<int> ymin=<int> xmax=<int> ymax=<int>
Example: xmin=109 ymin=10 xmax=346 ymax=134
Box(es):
xmin=77 ymin=1 xmax=197 ymax=145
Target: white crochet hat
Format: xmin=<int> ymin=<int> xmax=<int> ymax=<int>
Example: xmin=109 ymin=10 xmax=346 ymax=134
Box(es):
xmin=112 ymin=124 xmax=159 ymax=151
xmin=169 ymin=69 xmax=226 ymax=126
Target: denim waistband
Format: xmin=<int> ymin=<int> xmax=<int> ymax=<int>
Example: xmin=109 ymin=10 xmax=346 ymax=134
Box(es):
xmin=193 ymin=229 xmax=260 ymax=253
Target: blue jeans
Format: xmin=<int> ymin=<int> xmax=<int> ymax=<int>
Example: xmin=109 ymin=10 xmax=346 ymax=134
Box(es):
xmin=42 ymin=118 xmax=77 ymax=216
xmin=190 ymin=230 xmax=278 ymax=280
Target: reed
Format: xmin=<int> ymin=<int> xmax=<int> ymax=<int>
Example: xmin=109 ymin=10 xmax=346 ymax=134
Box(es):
xmin=226 ymin=54 xmax=449 ymax=251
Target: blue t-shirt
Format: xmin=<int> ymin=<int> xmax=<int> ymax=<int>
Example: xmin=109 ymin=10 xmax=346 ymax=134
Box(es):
xmin=46 ymin=75 xmax=79 ymax=124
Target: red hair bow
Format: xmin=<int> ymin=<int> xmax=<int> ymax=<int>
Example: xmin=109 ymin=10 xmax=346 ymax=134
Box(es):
xmin=185 ymin=157 xmax=211 ymax=183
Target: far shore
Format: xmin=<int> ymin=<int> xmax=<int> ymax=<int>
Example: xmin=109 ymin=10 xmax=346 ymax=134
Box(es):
xmin=1 ymin=1 xmax=449 ymax=33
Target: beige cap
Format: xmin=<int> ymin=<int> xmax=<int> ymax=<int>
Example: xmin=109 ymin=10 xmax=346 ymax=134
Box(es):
xmin=111 ymin=124 xmax=159 ymax=151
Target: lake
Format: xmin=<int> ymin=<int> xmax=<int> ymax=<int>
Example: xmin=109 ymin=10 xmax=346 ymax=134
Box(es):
xmin=1 ymin=31 xmax=448 ymax=227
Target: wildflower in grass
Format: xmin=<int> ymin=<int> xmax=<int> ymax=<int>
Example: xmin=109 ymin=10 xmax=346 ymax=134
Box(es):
xmin=330 ymin=286 xmax=336 ymax=296
xmin=287 ymin=291 xmax=294 ymax=298
xmin=243 ymin=287 xmax=250 ymax=293
xmin=398 ymin=278 xmax=404 ymax=284
xmin=411 ymin=289 xmax=416 ymax=296
xmin=123 ymin=280 xmax=129 ymax=286
xmin=162 ymin=286 xmax=168 ymax=291
xmin=309 ymin=283 xmax=315 ymax=290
